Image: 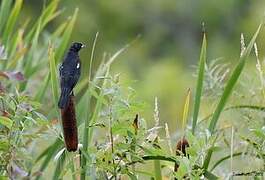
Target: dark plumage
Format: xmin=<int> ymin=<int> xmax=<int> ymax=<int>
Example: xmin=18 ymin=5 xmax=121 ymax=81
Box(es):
xmin=61 ymin=95 xmax=78 ymax=151
xmin=58 ymin=42 xmax=85 ymax=109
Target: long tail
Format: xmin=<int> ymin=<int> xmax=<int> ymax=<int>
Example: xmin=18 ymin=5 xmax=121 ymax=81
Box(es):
xmin=61 ymin=95 xmax=78 ymax=151
xmin=58 ymin=88 xmax=71 ymax=109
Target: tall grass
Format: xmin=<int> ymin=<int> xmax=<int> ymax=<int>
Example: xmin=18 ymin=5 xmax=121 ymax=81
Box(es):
xmin=1 ymin=1 xmax=264 ymax=179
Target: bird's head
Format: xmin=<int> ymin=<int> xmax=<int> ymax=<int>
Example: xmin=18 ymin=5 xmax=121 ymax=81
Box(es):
xmin=70 ymin=42 xmax=85 ymax=52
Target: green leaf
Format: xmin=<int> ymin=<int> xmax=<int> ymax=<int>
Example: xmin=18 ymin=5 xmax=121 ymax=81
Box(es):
xmin=0 ymin=0 xmax=13 ymax=35
xmin=2 ymin=0 xmax=23 ymax=45
xmin=251 ymin=128 xmax=265 ymax=140
xmin=202 ymin=144 xmax=221 ymax=171
xmin=208 ymin=24 xmax=263 ymax=134
xmin=192 ymin=33 xmax=206 ymax=134
xmin=0 ymin=116 xmax=13 ymax=129
xmin=0 ymin=140 xmax=9 ymax=151
xmin=0 ymin=176 xmax=8 ymax=180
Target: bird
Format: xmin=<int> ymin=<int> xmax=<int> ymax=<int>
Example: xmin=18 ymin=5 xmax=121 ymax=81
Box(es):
xmin=58 ymin=42 xmax=85 ymax=109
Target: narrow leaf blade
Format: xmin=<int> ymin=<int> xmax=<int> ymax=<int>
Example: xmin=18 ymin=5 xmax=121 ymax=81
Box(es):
xmin=192 ymin=33 xmax=206 ymax=134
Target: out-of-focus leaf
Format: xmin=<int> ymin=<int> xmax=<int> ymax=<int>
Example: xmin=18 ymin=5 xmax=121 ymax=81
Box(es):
xmin=0 ymin=116 xmax=13 ymax=129
xmin=0 ymin=176 xmax=8 ymax=180
xmin=53 ymin=148 xmax=66 ymax=180
xmin=2 ymin=0 xmax=23 ymax=45
xmin=26 ymin=0 xmax=60 ymax=42
xmin=0 ymin=0 xmax=12 ymax=35
xmin=7 ymin=46 xmax=28 ymax=69
xmin=35 ymin=139 xmax=63 ymax=180
xmin=0 ymin=140 xmax=9 ymax=151
xmin=250 ymin=127 xmax=265 ymax=139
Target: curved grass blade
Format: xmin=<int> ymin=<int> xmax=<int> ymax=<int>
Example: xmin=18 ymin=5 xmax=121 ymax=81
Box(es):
xmin=35 ymin=138 xmax=62 ymax=163
xmin=192 ymin=33 xmax=206 ymax=134
xmin=210 ymin=152 xmax=242 ymax=171
xmin=208 ymin=24 xmax=263 ymax=134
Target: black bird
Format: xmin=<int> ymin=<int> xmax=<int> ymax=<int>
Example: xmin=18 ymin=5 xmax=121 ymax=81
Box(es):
xmin=58 ymin=42 xmax=85 ymax=109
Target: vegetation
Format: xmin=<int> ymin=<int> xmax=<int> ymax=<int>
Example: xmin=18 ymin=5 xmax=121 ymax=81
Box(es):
xmin=0 ymin=0 xmax=264 ymax=179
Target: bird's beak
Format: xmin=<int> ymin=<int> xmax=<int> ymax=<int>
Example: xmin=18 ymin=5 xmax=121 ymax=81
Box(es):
xmin=81 ymin=44 xmax=86 ymax=48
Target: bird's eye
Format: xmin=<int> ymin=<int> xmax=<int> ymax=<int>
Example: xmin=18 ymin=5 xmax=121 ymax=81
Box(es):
xmin=76 ymin=63 xmax=80 ymax=69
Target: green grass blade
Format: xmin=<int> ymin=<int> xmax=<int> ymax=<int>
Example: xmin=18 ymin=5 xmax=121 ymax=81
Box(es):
xmin=208 ymin=24 xmax=263 ymax=134
xmin=35 ymin=138 xmax=62 ymax=163
xmin=51 ymin=20 xmax=69 ymax=39
xmin=192 ymin=33 xmax=206 ymax=134
xmin=76 ymin=37 xmax=137 ymax=102
xmin=88 ymin=69 xmax=109 ymax=143
xmin=35 ymin=139 xmax=63 ymax=180
xmin=26 ymin=0 xmax=59 ymax=42
xmin=2 ymin=0 xmax=23 ymax=45
xmin=210 ymin=152 xmax=242 ymax=171
xmin=80 ymin=32 xmax=99 ymax=180
xmin=0 ymin=0 xmax=13 ymax=35
xmin=48 ymin=43 xmax=59 ymax=109
xmin=200 ymin=104 xmax=265 ymax=123
xmin=202 ymin=146 xmax=214 ymax=170
xmin=55 ymin=8 xmax=79 ymax=63
xmin=203 ymin=170 xmax=218 ymax=180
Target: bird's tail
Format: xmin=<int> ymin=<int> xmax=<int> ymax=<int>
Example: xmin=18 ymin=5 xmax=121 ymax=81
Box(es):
xmin=61 ymin=95 xmax=78 ymax=152
xmin=58 ymin=88 xmax=71 ymax=109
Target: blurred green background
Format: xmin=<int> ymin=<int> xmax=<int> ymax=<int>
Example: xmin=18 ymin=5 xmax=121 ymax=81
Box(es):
xmin=22 ymin=0 xmax=265 ymax=131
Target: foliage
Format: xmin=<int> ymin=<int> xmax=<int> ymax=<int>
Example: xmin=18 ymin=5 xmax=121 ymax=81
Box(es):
xmin=0 ymin=1 xmax=265 ymax=180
